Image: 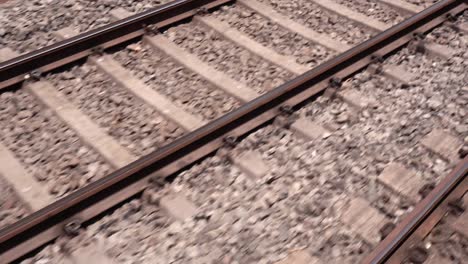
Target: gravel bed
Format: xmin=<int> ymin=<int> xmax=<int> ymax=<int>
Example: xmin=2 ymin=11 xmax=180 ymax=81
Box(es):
xmin=342 ymin=53 xmax=466 ymax=140
xmin=301 ymin=84 xmax=448 ymax=209
xmin=23 ymin=135 xmax=372 ymax=263
xmin=113 ymin=43 xmax=240 ymax=119
xmin=458 ymin=10 xmax=467 ymax=23
xmin=331 ymin=0 xmax=406 ymax=24
xmin=211 ymin=4 xmax=335 ymax=67
xmin=165 ymin=23 xmax=294 ymax=92
xmin=0 ymin=89 xmax=111 ymax=197
xmin=244 ymin=107 xmax=422 ymax=220
xmin=172 ymin=156 xmax=247 ymax=208
xmin=47 ymin=64 xmax=184 ymax=157
xmin=0 ymin=176 xmax=29 ymax=229
xmin=256 ymin=0 xmax=374 ymax=45
xmin=385 ymin=50 xmax=467 ymax=137
xmin=21 ymin=17 xmax=466 ymax=264
xmin=228 ymin=127 xmax=375 ymax=263
xmin=426 ymin=24 xmax=467 ymax=50
xmin=22 ymin=194 xmax=172 ymax=264
xmin=21 ymin=87 xmax=454 ymax=262
xmin=295 ymin=41 xmax=467 ymax=210
xmin=403 ymin=0 xmax=439 ymax=8
xmin=127 ymin=142 xmax=372 ymax=264
xmin=0 ymin=0 xmax=172 ymax=53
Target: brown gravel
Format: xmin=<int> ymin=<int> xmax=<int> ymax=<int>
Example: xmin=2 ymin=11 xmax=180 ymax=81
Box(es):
xmin=211 ymin=4 xmax=335 ymax=67
xmin=427 ymin=24 xmax=468 ymax=50
xmin=0 ymin=0 xmax=173 ymax=53
xmin=331 ymin=0 xmax=407 ymax=24
xmin=0 ymin=89 xmax=111 ymax=197
xmin=385 ymin=53 xmax=467 ymax=138
xmin=47 ymin=64 xmax=184 ymax=157
xmin=404 ymin=0 xmax=439 ymax=8
xmin=459 ymin=10 xmax=468 ymax=23
xmin=22 ymin=195 xmax=172 ymax=264
xmin=113 ymin=42 xmax=241 ymax=120
xmin=257 ymin=0 xmax=374 ymax=45
xmin=0 ymin=176 xmax=29 ymax=229
xmin=165 ymin=22 xmax=294 ymax=93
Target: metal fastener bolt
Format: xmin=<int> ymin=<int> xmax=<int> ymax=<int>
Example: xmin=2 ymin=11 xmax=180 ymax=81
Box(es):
xmin=64 ymin=218 xmax=82 ymax=236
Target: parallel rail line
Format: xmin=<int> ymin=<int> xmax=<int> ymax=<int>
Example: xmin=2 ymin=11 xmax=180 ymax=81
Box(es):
xmin=0 ymin=0 xmax=466 ymax=262
xmin=364 ymin=156 xmax=467 ymax=263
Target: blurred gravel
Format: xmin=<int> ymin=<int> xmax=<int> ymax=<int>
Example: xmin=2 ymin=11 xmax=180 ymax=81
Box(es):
xmin=22 ymin=195 xmax=172 ymax=264
xmin=0 ymin=0 xmax=173 ymax=53
xmin=331 ymin=0 xmax=406 ymax=24
xmin=113 ymin=42 xmax=241 ymax=120
xmin=211 ymin=4 xmax=335 ymax=67
xmin=427 ymin=22 xmax=468 ymax=50
xmin=0 ymin=89 xmax=111 ymax=197
xmin=404 ymin=0 xmax=439 ymax=8
xmin=0 ymin=177 xmax=29 ymax=229
xmin=47 ymin=64 xmax=184 ymax=157
xmin=257 ymin=0 xmax=374 ymax=45
xmin=165 ymin=22 xmax=294 ymax=93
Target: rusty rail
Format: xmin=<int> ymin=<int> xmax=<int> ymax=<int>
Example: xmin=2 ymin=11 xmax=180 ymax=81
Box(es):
xmin=363 ymin=156 xmax=468 ymax=264
xmin=0 ymin=0 xmax=465 ymax=262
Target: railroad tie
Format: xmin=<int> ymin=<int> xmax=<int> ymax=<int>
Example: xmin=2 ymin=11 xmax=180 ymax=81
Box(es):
xmin=423 ymin=42 xmax=457 ymax=60
xmin=194 ymin=16 xmax=309 ymax=75
xmin=26 ymin=81 xmax=137 ymax=168
xmin=230 ymin=150 xmax=270 ymax=180
xmin=311 ymin=0 xmax=391 ymax=32
xmin=381 ymin=64 xmax=417 ymax=85
xmin=0 ymin=47 xmax=19 ymax=62
xmin=338 ymin=197 xmax=387 ymax=245
xmin=290 ymin=117 xmax=331 ymax=141
xmin=457 ymin=22 xmax=468 ymax=34
xmin=421 ymin=129 xmax=462 ymax=164
xmin=109 ymin=7 xmax=134 ymax=21
xmin=144 ymin=34 xmax=260 ymax=103
xmin=0 ymin=142 xmax=53 ymax=211
xmin=65 ymin=240 xmax=115 ymax=264
xmin=274 ymin=250 xmax=322 ymax=264
xmin=160 ymin=192 xmax=198 ymax=222
xmin=377 ymin=162 xmax=422 ymax=202
xmin=238 ymin=0 xmax=350 ymax=53
xmin=54 ymin=27 xmax=79 ymax=39
xmin=336 ymin=88 xmax=378 ymax=111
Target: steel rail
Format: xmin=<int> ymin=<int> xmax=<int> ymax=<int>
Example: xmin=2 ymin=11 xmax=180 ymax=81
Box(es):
xmin=0 ymin=0 xmax=465 ymax=262
xmin=0 ymin=0 xmax=231 ymax=89
xmin=363 ymin=156 xmax=468 ymax=264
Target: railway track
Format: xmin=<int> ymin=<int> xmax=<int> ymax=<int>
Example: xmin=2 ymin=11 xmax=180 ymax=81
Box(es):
xmin=0 ymin=0 xmax=466 ymax=263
